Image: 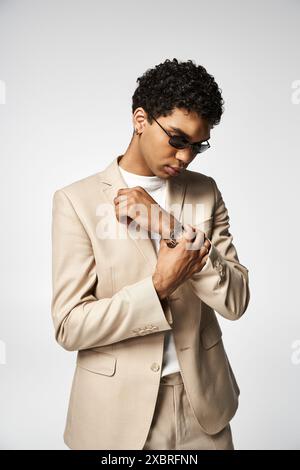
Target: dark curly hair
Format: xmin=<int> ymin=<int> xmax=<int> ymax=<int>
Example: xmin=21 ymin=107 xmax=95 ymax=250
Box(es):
xmin=132 ymin=58 xmax=224 ymax=129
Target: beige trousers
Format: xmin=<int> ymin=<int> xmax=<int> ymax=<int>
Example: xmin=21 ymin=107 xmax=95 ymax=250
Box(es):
xmin=143 ymin=371 xmax=234 ymax=450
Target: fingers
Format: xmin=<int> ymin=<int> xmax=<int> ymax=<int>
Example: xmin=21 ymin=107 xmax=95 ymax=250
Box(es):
xmin=114 ymin=194 xmax=128 ymax=206
xmin=198 ymin=253 xmax=209 ymax=271
xmin=203 ymin=237 xmax=211 ymax=250
xmin=115 ymin=198 xmax=131 ymax=224
xmin=190 ymin=229 xmax=205 ymax=251
xmin=115 ymin=198 xmax=128 ymax=214
xmin=182 ymin=224 xmax=196 ymax=241
xmin=182 ymin=224 xmax=207 ymax=252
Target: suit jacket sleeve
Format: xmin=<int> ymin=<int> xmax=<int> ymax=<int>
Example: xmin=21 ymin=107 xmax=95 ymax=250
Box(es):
xmin=188 ymin=176 xmax=250 ymax=321
xmin=51 ymin=189 xmax=172 ymax=351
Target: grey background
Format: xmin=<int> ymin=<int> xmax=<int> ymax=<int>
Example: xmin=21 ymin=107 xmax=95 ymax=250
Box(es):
xmin=0 ymin=0 xmax=299 ymax=449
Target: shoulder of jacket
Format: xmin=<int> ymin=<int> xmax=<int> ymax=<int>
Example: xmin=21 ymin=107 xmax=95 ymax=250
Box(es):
xmin=53 ymin=171 xmax=102 ymax=199
xmin=183 ymin=168 xmax=215 ymax=188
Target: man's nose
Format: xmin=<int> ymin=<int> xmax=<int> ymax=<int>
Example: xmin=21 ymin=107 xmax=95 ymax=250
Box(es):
xmin=175 ymin=148 xmax=194 ymax=167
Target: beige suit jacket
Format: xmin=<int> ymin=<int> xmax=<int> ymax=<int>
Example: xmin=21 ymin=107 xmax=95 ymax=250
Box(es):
xmin=51 ymin=155 xmax=250 ymax=450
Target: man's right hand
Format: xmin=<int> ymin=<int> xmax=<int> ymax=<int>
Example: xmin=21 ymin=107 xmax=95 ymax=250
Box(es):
xmin=152 ymin=225 xmax=211 ymax=300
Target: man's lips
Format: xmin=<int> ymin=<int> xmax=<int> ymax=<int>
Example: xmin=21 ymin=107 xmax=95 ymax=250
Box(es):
xmin=163 ymin=165 xmax=182 ymax=176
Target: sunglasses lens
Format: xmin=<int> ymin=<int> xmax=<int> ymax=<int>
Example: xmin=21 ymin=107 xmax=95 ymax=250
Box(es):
xmin=169 ymin=136 xmax=210 ymax=154
xmin=197 ymin=142 xmax=210 ymax=153
xmin=169 ymin=136 xmax=188 ymax=149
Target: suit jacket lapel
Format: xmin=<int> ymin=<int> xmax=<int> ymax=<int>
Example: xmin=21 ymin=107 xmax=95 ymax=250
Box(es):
xmin=99 ymin=155 xmax=187 ymax=272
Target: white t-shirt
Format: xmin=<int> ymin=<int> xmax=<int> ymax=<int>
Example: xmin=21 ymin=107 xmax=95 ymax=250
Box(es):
xmin=118 ymin=164 xmax=181 ymax=377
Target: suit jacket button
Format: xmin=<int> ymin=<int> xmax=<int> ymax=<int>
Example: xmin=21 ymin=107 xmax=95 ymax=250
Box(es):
xmin=151 ymin=362 xmax=160 ymax=372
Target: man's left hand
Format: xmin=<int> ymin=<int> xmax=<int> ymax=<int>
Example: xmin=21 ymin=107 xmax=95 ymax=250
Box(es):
xmin=113 ymin=186 xmax=176 ymax=236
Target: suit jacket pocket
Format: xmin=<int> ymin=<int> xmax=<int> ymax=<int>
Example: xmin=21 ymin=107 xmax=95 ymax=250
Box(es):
xmin=201 ymin=319 xmax=223 ymax=349
xmin=77 ymin=349 xmax=117 ymax=376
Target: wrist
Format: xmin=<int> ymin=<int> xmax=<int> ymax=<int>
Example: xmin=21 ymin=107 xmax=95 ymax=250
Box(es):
xmin=152 ymin=272 xmax=168 ymax=300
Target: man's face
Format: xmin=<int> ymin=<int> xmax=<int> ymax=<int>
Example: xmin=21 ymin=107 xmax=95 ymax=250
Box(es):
xmin=136 ymin=107 xmax=211 ymax=178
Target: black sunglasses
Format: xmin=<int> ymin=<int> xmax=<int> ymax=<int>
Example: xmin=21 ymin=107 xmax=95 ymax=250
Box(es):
xmin=149 ymin=114 xmax=210 ymax=155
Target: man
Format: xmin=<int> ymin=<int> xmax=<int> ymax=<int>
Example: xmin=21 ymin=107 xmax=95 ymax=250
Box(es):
xmin=51 ymin=58 xmax=250 ymax=450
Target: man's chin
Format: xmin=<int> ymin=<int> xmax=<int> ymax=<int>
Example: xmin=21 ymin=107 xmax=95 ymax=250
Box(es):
xmin=158 ymin=169 xmax=172 ymax=179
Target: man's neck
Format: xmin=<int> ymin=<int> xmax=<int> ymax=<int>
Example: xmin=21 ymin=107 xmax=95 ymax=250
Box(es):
xmin=118 ymin=151 xmax=154 ymax=176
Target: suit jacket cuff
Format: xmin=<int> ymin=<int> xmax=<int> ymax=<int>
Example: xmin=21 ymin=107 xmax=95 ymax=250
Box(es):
xmin=124 ymin=275 xmax=173 ymax=337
